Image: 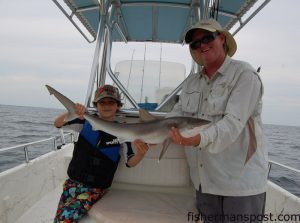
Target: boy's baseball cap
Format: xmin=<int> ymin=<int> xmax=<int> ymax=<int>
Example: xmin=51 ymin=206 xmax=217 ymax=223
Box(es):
xmin=93 ymin=85 xmax=122 ymax=105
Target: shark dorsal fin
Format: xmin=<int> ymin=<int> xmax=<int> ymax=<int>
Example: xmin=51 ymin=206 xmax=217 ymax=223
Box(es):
xmin=139 ymin=108 xmax=158 ymax=122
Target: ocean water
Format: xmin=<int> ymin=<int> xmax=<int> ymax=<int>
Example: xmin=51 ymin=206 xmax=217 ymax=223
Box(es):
xmin=265 ymin=124 xmax=300 ymax=197
xmin=0 ymin=104 xmax=299 ymax=197
xmin=0 ymin=104 xmax=66 ymax=171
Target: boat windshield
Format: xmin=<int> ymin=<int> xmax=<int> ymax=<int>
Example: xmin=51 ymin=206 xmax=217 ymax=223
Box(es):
xmin=109 ymin=42 xmax=191 ymax=111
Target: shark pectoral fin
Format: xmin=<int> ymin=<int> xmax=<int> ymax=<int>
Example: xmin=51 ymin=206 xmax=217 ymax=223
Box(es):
xmin=139 ymin=108 xmax=159 ymax=122
xmin=158 ymin=138 xmax=172 ymax=161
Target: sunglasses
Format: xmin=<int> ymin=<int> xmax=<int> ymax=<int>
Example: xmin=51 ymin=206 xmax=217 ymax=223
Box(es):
xmin=190 ymin=32 xmax=219 ymax=50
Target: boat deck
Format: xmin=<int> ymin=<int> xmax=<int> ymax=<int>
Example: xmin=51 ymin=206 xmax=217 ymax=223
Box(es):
xmin=15 ymin=185 xmax=61 ymax=223
xmin=2 ymin=143 xmax=198 ymax=223
xmin=1 ymin=143 xmax=300 ymax=223
xmin=16 ymin=182 xmax=196 ymax=223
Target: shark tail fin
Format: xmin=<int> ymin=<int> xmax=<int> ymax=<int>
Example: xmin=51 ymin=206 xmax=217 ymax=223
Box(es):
xmin=45 ymin=84 xmax=78 ymax=122
xmin=64 ymin=113 xmax=78 ymax=122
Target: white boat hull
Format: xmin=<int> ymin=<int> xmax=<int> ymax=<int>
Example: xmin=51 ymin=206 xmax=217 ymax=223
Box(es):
xmin=0 ymin=143 xmax=299 ymax=223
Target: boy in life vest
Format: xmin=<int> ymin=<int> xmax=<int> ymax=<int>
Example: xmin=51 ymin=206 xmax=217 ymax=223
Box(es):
xmin=53 ymin=85 xmax=149 ymax=222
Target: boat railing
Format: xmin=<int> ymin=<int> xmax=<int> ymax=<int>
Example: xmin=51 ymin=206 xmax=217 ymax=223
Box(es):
xmin=0 ymin=130 xmax=74 ymax=163
xmin=268 ymin=160 xmax=300 ymax=175
xmin=268 ymin=160 xmax=300 ymax=197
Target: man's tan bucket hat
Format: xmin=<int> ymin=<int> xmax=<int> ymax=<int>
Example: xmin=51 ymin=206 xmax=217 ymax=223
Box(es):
xmin=185 ymin=18 xmax=237 ymax=65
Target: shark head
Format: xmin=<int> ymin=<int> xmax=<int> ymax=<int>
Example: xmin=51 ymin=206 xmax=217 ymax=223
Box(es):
xmin=158 ymin=116 xmax=211 ymax=161
xmin=172 ymin=116 xmax=210 ymax=129
xmin=173 ymin=116 xmax=211 ymax=137
xmin=186 ymin=116 xmax=210 ymax=127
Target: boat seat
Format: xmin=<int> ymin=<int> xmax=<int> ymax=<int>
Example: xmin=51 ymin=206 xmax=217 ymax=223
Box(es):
xmin=88 ymin=144 xmax=199 ymax=223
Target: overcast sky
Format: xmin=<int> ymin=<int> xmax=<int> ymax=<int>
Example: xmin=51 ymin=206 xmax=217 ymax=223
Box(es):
xmin=0 ymin=0 xmax=300 ymax=126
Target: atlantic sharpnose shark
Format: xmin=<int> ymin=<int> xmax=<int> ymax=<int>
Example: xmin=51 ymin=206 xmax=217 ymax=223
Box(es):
xmin=46 ymin=85 xmax=210 ymax=161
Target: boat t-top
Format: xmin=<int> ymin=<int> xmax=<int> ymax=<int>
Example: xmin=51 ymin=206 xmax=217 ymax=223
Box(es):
xmin=0 ymin=0 xmax=300 ymax=222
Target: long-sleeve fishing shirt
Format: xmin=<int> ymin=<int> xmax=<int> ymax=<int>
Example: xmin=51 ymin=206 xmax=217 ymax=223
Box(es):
xmin=170 ymin=56 xmax=268 ymax=196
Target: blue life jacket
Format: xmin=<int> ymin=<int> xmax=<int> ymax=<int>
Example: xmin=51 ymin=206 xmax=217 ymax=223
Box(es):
xmin=67 ymin=120 xmax=122 ymax=189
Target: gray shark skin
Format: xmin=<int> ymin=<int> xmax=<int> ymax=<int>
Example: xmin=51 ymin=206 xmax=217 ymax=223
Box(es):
xmin=46 ymin=85 xmax=210 ymax=160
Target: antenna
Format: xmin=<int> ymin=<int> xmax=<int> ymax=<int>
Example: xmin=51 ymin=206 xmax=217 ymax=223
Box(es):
xmin=124 ymin=49 xmax=135 ymax=107
xmin=140 ymin=43 xmax=146 ymax=103
xmin=159 ymin=43 xmax=162 ymax=89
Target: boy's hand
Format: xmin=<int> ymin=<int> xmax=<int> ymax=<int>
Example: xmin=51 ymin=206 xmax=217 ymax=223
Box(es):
xmin=74 ymin=103 xmax=86 ymax=120
xmin=133 ymin=139 xmax=149 ymax=156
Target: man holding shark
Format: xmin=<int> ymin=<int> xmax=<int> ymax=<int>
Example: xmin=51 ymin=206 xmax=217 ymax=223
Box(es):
xmin=168 ymin=19 xmax=268 ymax=223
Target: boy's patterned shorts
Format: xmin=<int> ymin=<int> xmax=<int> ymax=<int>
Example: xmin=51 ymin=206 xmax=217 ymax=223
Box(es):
xmin=53 ymin=178 xmax=105 ymax=223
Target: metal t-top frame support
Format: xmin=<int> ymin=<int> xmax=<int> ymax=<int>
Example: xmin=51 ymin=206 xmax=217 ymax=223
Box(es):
xmin=83 ymin=1 xmax=139 ymax=109
xmin=52 ymin=0 xmax=272 ymax=113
